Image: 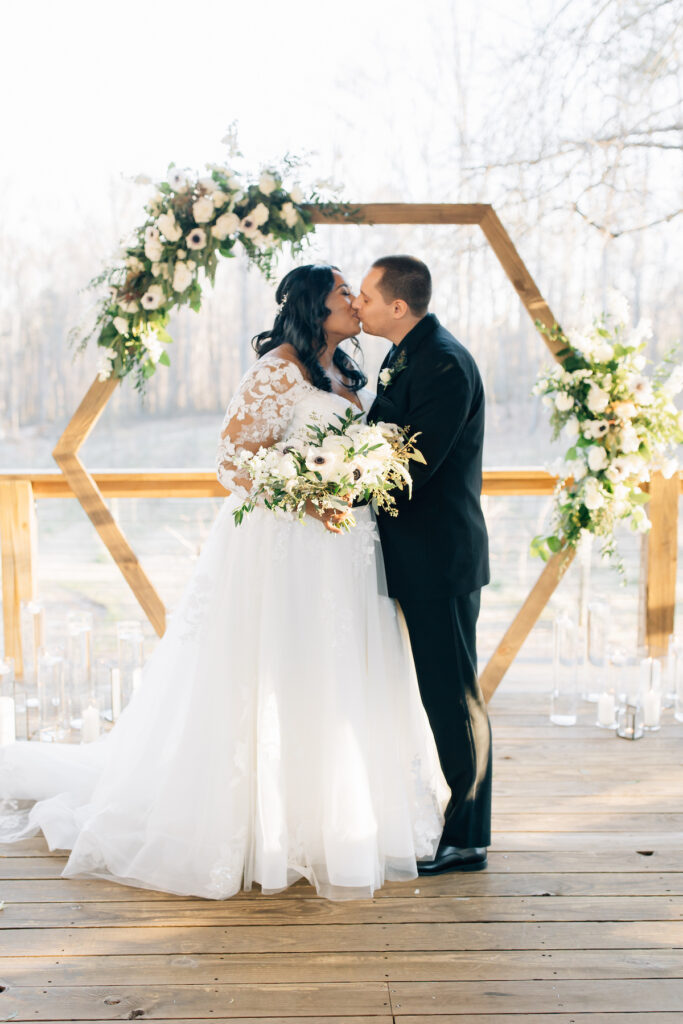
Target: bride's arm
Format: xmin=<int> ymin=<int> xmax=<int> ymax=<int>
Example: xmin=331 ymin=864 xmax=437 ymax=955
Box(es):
xmin=216 ymin=356 xmax=302 ymax=499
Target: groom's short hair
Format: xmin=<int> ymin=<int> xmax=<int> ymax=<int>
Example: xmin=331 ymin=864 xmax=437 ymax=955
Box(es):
xmin=372 ymin=255 xmax=431 ymax=317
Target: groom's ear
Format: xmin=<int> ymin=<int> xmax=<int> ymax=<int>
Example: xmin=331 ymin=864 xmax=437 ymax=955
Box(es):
xmin=392 ymin=299 xmax=410 ymax=320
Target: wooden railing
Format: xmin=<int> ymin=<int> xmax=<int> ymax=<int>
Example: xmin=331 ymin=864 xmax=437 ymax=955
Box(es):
xmin=0 ymin=468 xmax=680 ymax=683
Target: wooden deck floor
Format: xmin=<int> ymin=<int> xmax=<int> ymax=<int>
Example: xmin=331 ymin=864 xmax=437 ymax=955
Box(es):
xmin=1 ymin=683 xmax=683 ymax=1023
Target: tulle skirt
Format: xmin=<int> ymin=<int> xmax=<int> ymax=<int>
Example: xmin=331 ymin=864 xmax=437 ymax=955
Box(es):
xmin=0 ymin=499 xmax=448 ymax=900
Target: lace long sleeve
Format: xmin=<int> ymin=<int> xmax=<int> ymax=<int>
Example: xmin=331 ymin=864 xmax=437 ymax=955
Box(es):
xmin=216 ymin=356 xmax=305 ymax=498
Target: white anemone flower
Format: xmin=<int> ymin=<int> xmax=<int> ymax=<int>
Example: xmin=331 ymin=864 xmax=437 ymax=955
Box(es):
xmin=186 ymin=228 xmax=207 ymax=250
xmin=168 ymin=168 xmax=189 ymax=191
xmin=140 ymin=284 xmax=165 ymax=310
xmin=305 ymin=448 xmax=344 ymax=483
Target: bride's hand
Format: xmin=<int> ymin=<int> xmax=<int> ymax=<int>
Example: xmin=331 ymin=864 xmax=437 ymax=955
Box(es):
xmin=305 ymin=499 xmax=351 ymax=534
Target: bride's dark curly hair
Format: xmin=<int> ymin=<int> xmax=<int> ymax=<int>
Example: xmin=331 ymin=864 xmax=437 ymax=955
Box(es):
xmin=252 ymin=264 xmax=367 ymax=392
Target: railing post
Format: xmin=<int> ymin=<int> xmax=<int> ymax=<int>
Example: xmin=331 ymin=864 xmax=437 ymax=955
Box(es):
xmin=0 ymin=480 xmax=38 ymax=674
xmin=643 ymin=471 xmax=679 ymax=657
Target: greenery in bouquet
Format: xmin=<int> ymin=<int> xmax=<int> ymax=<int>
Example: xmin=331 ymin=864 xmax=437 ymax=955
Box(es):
xmin=232 ymin=407 xmax=425 ymax=530
xmin=72 ymin=133 xmax=359 ymax=391
xmin=531 ymin=293 xmax=682 ymax=573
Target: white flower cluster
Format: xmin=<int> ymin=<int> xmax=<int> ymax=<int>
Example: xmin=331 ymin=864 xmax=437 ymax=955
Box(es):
xmin=532 ymin=298 xmax=683 ymax=568
xmin=232 ymin=411 xmax=420 ymax=529
xmin=90 ymin=151 xmax=313 ymax=388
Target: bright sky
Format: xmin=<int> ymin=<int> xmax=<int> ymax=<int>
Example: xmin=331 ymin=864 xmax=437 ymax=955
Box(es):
xmin=1 ymin=0 xmax=541 ymax=238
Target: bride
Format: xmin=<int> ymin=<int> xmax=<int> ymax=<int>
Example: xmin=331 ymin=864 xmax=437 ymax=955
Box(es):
xmin=0 ymin=264 xmax=448 ymax=901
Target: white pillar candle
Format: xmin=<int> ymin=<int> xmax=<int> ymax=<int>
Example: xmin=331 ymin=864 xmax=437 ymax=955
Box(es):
xmin=597 ymin=691 xmax=616 ymax=727
xmin=643 ymin=688 xmax=661 ymax=728
xmin=80 ymin=705 xmax=100 ymax=743
xmin=0 ymin=695 xmax=16 ymax=745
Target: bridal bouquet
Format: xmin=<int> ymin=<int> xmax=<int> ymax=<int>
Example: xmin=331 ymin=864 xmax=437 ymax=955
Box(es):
xmin=232 ymin=407 xmax=425 ymax=529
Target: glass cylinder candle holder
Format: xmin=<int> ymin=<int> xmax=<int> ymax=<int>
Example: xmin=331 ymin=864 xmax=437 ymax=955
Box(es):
xmin=551 ymin=611 xmax=578 ymax=726
xmin=0 ymin=657 xmax=17 ymax=746
xmin=672 ymin=637 xmax=683 ymax=725
xmin=596 ymin=688 xmax=617 ymax=729
xmin=585 ymin=598 xmax=609 ymax=703
xmin=663 ymin=638 xmax=679 ymax=707
xmin=37 ymin=647 xmax=68 ymax=742
xmin=607 ymin=644 xmax=629 ymax=705
xmin=116 ymin=620 xmax=144 ymax=712
xmin=640 ymin=656 xmax=662 ymax=731
xmin=65 ymin=610 xmax=94 ymax=730
xmin=616 ymin=702 xmax=644 ymax=740
xmin=20 ymin=600 xmax=45 ymax=715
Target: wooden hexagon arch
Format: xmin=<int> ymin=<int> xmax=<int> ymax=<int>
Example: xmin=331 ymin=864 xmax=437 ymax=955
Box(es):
xmin=53 ymin=203 xmax=572 ymax=701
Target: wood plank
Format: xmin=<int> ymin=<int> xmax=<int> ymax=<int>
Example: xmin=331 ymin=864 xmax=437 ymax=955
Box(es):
xmin=0 ymin=1020 xmax=391 ymax=1024
xmin=0 ymin=982 xmax=392 ymax=1020
xmin=645 ymin=471 xmax=679 ymax=657
xmin=3 ymin=948 xmax=682 ymax=986
xmin=390 ymin=979 xmax=683 ymax=1015
xmin=481 ymin=546 xmax=576 ymax=702
xmin=5 ymin=921 xmax=683 ymax=956
xmin=4 ymin=896 xmax=683 ymax=929
xmin=0 ymin=479 xmax=37 ymax=672
xmin=5 ymin=872 xmax=683 ymax=903
xmin=399 ymin=1017 xmax=683 ymax=1024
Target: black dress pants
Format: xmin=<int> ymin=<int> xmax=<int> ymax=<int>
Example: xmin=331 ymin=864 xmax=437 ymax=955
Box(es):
xmin=398 ymin=591 xmax=492 ymax=849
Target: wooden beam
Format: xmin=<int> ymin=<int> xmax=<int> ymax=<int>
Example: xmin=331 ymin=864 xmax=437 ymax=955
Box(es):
xmin=0 ymin=468 xmax=565 ymax=499
xmin=644 ymin=471 xmax=679 ymax=657
xmin=0 ymin=481 xmax=37 ymax=673
xmin=305 ymin=202 xmax=490 ymax=225
xmin=480 ymin=546 xmax=576 ymax=703
xmin=478 ymin=206 xmax=565 ymax=361
xmin=52 ymin=377 xmax=166 ymax=637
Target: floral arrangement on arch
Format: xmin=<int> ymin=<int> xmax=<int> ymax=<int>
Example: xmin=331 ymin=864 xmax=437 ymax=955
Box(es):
xmin=532 ymin=294 xmax=683 ymax=572
xmin=74 ymin=141 xmax=352 ymax=390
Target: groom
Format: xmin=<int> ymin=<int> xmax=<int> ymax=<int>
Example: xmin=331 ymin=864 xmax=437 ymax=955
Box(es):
xmin=354 ymin=256 xmax=492 ymax=874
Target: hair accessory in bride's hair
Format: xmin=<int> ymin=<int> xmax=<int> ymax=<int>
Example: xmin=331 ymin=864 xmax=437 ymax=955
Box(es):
xmin=277 ymin=291 xmax=289 ymax=313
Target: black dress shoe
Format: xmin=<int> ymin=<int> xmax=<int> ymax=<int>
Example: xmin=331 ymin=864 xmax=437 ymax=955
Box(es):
xmin=417 ymin=845 xmax=487 ymax=875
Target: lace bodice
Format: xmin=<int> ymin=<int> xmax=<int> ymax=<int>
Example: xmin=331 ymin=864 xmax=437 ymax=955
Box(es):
xmin=216 ymin=354 xmax=371 ymax=498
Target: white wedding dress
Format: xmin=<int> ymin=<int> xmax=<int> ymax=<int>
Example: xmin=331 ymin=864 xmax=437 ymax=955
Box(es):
xmin=0 ymin=354 xmax=448 ymax=900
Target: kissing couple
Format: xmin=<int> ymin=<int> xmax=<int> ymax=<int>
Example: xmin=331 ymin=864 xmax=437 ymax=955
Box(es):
xmin=0 ymin=255 xmax=491 ymax=902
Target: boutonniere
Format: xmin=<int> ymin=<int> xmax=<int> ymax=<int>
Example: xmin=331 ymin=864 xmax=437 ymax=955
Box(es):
xmin=378 ymin=348 xmax=408 ymax=391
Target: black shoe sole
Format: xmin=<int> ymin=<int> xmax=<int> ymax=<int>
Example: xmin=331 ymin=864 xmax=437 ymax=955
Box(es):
xmin=417 ymin=857 xmax=488 ymax=876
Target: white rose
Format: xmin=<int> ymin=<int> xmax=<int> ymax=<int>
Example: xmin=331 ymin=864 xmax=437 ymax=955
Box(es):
xmin=212 ymin=191 xmax=228 ymax=208
xmin=586 ymin=385 xmax=609 ymax=413
xmin=172 ymin=261 xmax=194 ymax=293
xmin=198 ymin=176 xmax=215 ymax=190
xmin=212 ymin=211 xmax=241 ymax=240
xmin=192 ymin=196 xmax=214 ymax=224
xmin=280 ymin=201 xmax=299 ymax=228
xmin=144 ymin=226 xmax=163 ymax=263
xmin=176 ymin=249 xmax=186 ymax=260
xmin=583 ymin=477 xmax=605 ymax=510
xmin=140 ymin=284 xmax=165 ymax=310
xmin=141 ymin=328 xmax=164 ymax=363
xmin=249 ymin=202 xmax=270 ymax=227
xmin=259 ymin=171 xmax=278 ymax=195
xmin=554 ymin=392 xmax=574 ymax=412
xmin=157 ymin=212 xmax=183 ymax=242
xmin=562 ymin=416 xmax=580 ymax=440
xmin=113 ymin=316 xmax=129 ymax=335
xmin=96 ymin=347 xmax=117 ymax=381
xmin=572 ymin=460 xmax=587 ymax=481
xmin=321 ymin=434 xmax=353 ymax=456
xmin=148 ymin=191 xmax=165 ymax=214
xmin=117 ymin=298 xmax=138 ymax=314
xmin=614 ymin=401 xmax=637 ymax=420
xmin=587 ymin=445 xmax=608 ymax=472
xmin=592 ymin=341 xmax=614 ymax=362
xmin=542 ymin=395 xmax=554 ymax=408
xmin=379 ymin=368 xmax=393 ymax=388
xmin=606 ymin=463 xmax=624 ymax=484
xmin=186 ymin=228 xmax=207 ymax=250
xmin=126 ymin=255 xmax=145 ymax=274
xmin=289 ymin=184 xmax=304 ymax=204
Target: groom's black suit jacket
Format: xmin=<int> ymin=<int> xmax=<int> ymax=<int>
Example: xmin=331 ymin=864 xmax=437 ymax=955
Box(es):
xmin=368 ymin=313 xmax=490 ymax=600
